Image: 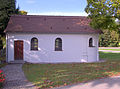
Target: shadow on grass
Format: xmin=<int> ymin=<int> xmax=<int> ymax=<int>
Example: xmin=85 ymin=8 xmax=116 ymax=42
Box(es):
xmin=23 ymin=61 xmax=120 ymax=89
xmin=99 ymin=52 xmax=120 ymax=61
xmin=22 ymin=52 xmax=120 ymax=89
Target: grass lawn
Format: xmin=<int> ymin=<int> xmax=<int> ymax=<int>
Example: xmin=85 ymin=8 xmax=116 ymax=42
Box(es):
xmin=23 ymin=52 xmax=120 ymax=89
xmin=99 ymin=52 xmax=120 ymax=61
xmin=99 ymin=48 xmax=120 ymax=51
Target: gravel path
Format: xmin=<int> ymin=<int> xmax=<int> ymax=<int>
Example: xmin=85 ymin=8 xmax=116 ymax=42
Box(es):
xmin=1 ymin=64 xmax=37 ymax=89
xmin=52 ymin=76 xmax=120 ymax=89
xmin=99 ymin=47 xmax=120 ymax=53
xmin=99 ymin=50 xmax=120 ymax=53
xmin=99 ymin=47 xmax=120 ymax=49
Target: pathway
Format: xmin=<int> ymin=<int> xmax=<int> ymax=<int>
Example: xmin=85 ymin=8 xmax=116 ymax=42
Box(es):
xmin=99 ymin=50 xmax=120 ymax=53
xmin=52 ymin=76 xmax=120 ymax=89
xmin=99 ymin=47 xmax=120 ymax=53
xmin=1 ymin=64 xmax=36 ymax=89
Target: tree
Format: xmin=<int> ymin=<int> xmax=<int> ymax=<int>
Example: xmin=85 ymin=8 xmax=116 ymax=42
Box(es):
xmin=0 ymin=0 xmax=27 ymax=50
xmin=0 ymin=37 xmax=3 ymax=50
xmin=99 ymin=30 xmax=120 ymax=47
xmin=85 ymin=0 xmax=120 ymax=31
xmin=0 ymin=0 xmax=16 ymax=35
xmin=0 ymin=0 xmax=17 ymax=50
xmin=15 ymin=6 xmax=28 ymax=15
xmin=19 ymin=10 xmax=28 ymax=15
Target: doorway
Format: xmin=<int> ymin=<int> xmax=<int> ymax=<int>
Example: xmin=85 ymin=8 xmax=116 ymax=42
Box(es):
xmin=14 ymin=40 xmax=23 ymax=60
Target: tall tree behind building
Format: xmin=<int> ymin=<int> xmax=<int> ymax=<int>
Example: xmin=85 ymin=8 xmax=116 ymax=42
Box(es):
xmin=85 ymin=0 xmax=120 ymax=47
xmin=0 ymin=0 xmax=27 ymax=49
xmin=0 ymin=0 xmax=16 ymax=35
xmin=85 ymin=0 xmax=120 ymax=31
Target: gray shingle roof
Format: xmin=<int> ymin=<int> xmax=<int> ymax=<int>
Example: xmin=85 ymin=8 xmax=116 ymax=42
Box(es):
xmin=5 ymin=15 xmax=102 ymax=34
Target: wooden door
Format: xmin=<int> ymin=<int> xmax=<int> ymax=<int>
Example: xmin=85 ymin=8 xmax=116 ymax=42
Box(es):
xmin=14 ymin=40 xmax=23 ymax=60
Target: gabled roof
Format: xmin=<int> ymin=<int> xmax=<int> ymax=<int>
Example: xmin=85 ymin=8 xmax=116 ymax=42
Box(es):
xmin=5 ymin=15 xmax=102 ymax=34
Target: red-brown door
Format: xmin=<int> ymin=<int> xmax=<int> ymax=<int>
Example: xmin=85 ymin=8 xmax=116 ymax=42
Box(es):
xmin=14 ymin=40 xmax=23 ymax=60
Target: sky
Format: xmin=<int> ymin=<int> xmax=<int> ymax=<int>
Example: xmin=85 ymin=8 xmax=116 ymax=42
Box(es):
xmin=16 ymin=0 xmax=88 ymax=16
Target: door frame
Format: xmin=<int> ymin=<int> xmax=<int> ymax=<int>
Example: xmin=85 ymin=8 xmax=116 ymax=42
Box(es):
xmin=14 ymin=40 xmax=24 ymax=60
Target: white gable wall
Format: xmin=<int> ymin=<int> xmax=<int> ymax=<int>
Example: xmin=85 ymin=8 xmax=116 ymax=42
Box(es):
xmin=6 ymin=33 xmax=99 ymax=63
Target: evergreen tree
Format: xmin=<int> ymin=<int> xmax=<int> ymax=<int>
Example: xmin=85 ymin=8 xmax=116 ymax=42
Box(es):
xmin=0 ymin=0 xmax=16 ymax=35
xmin=0 ymin=0 xmax=17 ymax=49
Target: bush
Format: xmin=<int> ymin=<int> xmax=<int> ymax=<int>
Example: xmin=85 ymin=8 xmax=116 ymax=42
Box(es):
xmin=0 ymin=48 xmax=6 ymax=57
xmin=0 ymin=48 xmax=6 ymax=62
xmin=99 ymin=30 xmax=120 ymax=47
xmin=0 ymin=70 xmax=5 ymax=88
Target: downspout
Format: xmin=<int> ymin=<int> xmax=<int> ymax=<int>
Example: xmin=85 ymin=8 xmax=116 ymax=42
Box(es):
xmin=97 ymin=34 xmax=99 ymax=62
xmin=6 ymin=33 xmax=8 ymax=62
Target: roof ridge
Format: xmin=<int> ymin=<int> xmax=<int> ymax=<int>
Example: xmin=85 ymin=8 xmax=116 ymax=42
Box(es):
xmin=10 ymin=15 xmax=88 ymax=18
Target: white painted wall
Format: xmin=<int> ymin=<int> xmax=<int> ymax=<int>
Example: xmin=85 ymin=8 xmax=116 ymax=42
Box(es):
xmin=6 ymin=33 xmax=99 ymax=63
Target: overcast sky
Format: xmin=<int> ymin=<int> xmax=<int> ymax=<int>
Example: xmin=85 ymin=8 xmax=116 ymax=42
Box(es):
xmin=16 ymin=0 xmax=88 ymax=16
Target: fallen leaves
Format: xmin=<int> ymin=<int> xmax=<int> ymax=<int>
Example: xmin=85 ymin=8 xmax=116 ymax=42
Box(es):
xmin=23 ymin=60 xmax=120 ymax=89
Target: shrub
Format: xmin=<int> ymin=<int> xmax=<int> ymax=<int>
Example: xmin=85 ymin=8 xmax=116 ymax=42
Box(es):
xmin=99 ymin=30 xmax=120 ymax=47
xmin=0 ymin=70 xmax=5 ymax=88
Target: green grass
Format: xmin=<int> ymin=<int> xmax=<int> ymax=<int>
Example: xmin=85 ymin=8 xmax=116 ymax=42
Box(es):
xmin=99 ymin=48 xmax=120 ymax=51
xmin=99 ymin=52 xmax=120 ymax=61
xmin=23 ymin=52 xmax=120 ymax=89
xmin=99 ymin=48 xmax=120 ymax=61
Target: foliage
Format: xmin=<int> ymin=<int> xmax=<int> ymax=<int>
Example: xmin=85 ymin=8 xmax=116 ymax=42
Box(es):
xmin=85 ymin=0 xmax=120 ymax=31
xmin=0 ymin=0 xmax=27 ymax=49
xmin=0 ymin=47 xmax=6 ymax=69
xmin=0 ymin=0 xmax=16 ymax=35
xmin=0 ymin=36 xmax=6 ymax=50
xmin=0 ymin=47 xmax=6 ymax=58
xmin=23 ymin=52 xmax=120 ymax=89
xmin=99 ymin=30 xmax=120 ymax=47
xmin=0 ymin=63 xmax=6 ymax=69
xmin=0 ymin=0 xmax=27 ymax=34
xmin=1 ymin=36 xmax=6 ymax=49
xmin=0 ymin=37 xmax=3 ymax=50
xmin=0 ymin=0 xmax=16 ymax=50
xmin=0 ymin=70 xmax=5 ymax=88
xmin=15 ymin=6 xmax=28 ymax=15
xmin=85 ymin=0 xmax=120 ymax=47
xmin=19 ymin=10 xmax=28 ymax=15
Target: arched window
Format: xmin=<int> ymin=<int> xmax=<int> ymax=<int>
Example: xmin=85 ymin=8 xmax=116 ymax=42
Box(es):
xmin=55 ymin=38 xmax=62 ymax=51
xmin=89 ymin=38 xmax=93 ymax=47
xmin=31 ymin=37 xmax=38 ymax=50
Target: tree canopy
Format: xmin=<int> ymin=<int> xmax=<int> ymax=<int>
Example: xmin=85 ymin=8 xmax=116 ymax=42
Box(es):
xmin=0 ymin=0 xmax=27 ymax=49
xmin=0 ymin=0 xmax=27 ymax=36
xmin=19 ymin=10 xmax=28 ymax=15
xmin=85 ymin=0 xmax=120 ymax=31
xmin=0 ymin=0 xmax=16 ymax=35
